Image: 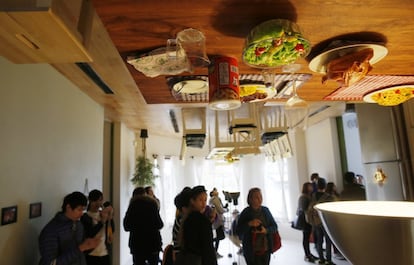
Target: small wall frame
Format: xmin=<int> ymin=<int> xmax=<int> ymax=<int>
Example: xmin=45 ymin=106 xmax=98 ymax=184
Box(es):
xmin=29 ymin=202 xmax=42 ymax=219
xmin=1 ymin=205 xmax=17 ymax=225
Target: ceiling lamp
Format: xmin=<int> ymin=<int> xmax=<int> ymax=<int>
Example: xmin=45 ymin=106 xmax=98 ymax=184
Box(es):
xmin=140 ymin=129 xmax=148 ymax=158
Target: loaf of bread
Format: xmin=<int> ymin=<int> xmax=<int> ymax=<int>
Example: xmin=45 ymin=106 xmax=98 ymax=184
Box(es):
xmin=322 ymin=48 xmax=374 ymax=87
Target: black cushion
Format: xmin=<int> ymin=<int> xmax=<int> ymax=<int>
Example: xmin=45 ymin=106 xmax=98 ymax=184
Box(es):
xmin=261 ymin=132 xmax=285 ymax=145
xmin=228 ymin=124 xmax=256 ymax=134
xmin=185 ymin=134 xmax=206 ymax=148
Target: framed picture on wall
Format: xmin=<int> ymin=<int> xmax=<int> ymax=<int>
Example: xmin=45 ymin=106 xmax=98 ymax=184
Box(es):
xmin=1 ymin=205 xmax=17 ymax=225
xmin=29 ymin=202 xmax=42 ymax=219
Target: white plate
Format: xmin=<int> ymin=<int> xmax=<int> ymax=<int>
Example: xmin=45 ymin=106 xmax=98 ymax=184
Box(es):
xmin=363 ymin=85 xmax=414 ymax=106
xmin=309 ymin=43 xmax=388 ymax=74
xmin=239 ymin=83 xmax=276 ymax=102
xmin=172 ymin=79 xmax=208 ymax=94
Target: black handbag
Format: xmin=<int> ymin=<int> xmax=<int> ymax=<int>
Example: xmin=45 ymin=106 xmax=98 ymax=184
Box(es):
xmin=215 ymin=225 xmax=225 ymax=240
xmin=291 ymin=211 xmax=306 ymax=230
xmin=175 ymin=251 xmax=202 ymax=265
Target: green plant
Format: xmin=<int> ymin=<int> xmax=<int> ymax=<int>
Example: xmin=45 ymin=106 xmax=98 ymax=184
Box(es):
xmin=131 ymin=156 xmax=157 ymax=186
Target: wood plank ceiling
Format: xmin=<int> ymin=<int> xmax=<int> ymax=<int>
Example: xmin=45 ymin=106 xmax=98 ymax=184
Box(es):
xmin=86 ymin=0 xmax=414 ymax=138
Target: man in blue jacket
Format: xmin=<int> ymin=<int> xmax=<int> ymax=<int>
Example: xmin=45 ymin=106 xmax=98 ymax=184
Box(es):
xmin=39 ymin=191 xmax=100 ymax=265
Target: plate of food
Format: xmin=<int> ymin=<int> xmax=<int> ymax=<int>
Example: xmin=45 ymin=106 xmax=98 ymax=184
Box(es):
xmin=309 ymin=43 xmax=388 ymax=74
xmin=239 ymin=83 xmax=276 ymax=102
xmin=242 ymin=19 xmax=311 ymax=68
xmin=167 ymin=75 xmax=209 ymax=101
xmin=363 ymin=85 xmax=414 ymax=106
xmin=172 ymin=79 xmax=208 ymax=94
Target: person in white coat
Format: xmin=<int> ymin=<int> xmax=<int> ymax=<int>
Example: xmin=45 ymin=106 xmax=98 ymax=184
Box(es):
xmin=209 ymin=188 xmax=227 ymax=257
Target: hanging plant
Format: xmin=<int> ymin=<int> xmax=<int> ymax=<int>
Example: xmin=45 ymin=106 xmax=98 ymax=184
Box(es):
xmin=131 ymin=156 xmax=157 ymax=186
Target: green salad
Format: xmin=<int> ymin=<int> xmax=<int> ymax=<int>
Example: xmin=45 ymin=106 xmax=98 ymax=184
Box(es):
xmin=242 ymin=19 xmax=311 ymax=68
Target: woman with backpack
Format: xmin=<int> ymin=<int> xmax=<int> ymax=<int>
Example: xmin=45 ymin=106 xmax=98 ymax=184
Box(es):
xmin=307 ymin=178 xmax=335 ymax=265
xmin=295 ymin=182 xmax=318 ymax=263
xmin=236 ymin=187 xmax=278 ymax=265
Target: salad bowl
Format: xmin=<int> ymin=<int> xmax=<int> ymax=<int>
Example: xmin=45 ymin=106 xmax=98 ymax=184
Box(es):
xmin=242 ymin=19 xmax=311 ymax=68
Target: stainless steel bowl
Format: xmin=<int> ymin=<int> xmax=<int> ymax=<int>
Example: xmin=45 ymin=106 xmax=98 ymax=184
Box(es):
xmin=315 ymin=201 xmax=414 ymax=265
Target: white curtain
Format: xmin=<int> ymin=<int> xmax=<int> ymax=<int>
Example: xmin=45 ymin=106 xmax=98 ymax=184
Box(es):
xmin=154 ymin=153 xmax=292 ymax=237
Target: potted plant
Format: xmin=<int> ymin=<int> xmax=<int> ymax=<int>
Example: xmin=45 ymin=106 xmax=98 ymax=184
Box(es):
xmin=131 ymin=156 xmax=157 ymax=186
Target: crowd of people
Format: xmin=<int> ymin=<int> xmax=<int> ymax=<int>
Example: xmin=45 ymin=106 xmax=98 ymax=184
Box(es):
xmin=37 ymin=171 xmax=364 ymax=265
xmin=37 ymin=185 xmax=280 ymax=265
xmin=294 ymin=171 xmax=366 ymax=265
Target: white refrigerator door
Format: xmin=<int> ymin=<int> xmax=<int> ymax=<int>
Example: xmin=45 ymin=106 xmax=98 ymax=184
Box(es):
xmin=364 ymin=161 xmax=404 ymax=201
xmin=357 ymin=104 xmax=400 ymax=163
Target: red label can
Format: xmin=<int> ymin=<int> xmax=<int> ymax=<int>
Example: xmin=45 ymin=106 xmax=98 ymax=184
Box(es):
xmin=208 ymin=56 xmax=241 ymax=110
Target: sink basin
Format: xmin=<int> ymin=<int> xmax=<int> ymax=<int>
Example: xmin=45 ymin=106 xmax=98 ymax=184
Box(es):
xmin=315 ymin=201 xmax=414 ymax=265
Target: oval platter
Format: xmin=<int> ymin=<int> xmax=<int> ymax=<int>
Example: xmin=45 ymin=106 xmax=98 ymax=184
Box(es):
xmin=309 ymin=43 xmax=388 ymax=74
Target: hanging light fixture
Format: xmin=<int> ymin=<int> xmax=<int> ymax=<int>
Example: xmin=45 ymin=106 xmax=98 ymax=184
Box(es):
xmin=140 ymin=129 xmax=148 ymax=158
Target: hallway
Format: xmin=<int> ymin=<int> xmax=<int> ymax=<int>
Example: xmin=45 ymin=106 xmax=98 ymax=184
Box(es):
xmin=215 ymin=222 xmax=351 ymax=265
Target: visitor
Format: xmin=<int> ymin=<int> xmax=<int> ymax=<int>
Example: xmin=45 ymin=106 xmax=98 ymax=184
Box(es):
xmin=38 ymin=191 xmax=100 ymax=265
xmin=175 ymin=185 xmax=217 ymax=265
xmin=81 ymin=189 xmax=115 ymax=265
xmin=236 ymin=187 xmax=278 ymax=265
xmin=124 ymin=186 xmax=163 ymax=265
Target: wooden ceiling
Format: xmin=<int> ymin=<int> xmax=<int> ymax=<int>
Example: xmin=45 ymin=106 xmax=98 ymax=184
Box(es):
xmin=85 ymin=0 xmax=414 ymax=137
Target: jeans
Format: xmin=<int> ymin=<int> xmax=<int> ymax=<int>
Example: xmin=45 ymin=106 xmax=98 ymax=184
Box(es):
xmin=313 ymin=224 xmax=332 ymax=262
xmin=302 ymin=222 xmax=312 ymax=257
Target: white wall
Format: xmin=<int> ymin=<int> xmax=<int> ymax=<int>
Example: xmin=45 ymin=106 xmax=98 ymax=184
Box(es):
xmin=305 ymin=118 xmax=343 ymax=190
xmin=286 ymin=129 xmax=309 ymax=218
xmin=0 ymin=57 xmax=105 ymax=264
xmin=112 ymin=122 xmax=136 ymax=265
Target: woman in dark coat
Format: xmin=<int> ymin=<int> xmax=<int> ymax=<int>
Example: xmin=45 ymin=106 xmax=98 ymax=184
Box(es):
xmin=297 ymin=182 xmax=317 ymax=262
xmin=124 ymin=187 xmax=164 ymax=265
xmin=177 ymin=185 xmax=217 ymax=265
xmin=236 ymin=187 xmax=278 ymax=265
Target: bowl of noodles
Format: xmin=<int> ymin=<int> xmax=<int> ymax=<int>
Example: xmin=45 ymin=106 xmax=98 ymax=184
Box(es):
xmin=363 ymin=85 xmax=414 ymax=106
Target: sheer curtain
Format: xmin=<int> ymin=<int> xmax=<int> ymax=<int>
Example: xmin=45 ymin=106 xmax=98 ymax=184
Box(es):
xmin=154 ymin=153 xmax=292 ymax=239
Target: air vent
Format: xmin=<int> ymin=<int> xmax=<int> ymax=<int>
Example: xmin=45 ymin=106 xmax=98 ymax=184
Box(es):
xmin=75 ymin=63 xmax=114 ymax=94
xmin=169 ymin=109 xmax=179 ymax=133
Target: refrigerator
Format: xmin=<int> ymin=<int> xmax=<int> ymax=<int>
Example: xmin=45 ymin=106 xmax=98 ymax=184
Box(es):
xmin=356 ymin=104 xmax=411 ymax=201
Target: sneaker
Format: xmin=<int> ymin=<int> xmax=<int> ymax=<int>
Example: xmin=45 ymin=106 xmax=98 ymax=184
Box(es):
xmin=304 ymin=255 xmax=316 ymax=263
xmin=318 ymin=260 xmax=326 ymax=264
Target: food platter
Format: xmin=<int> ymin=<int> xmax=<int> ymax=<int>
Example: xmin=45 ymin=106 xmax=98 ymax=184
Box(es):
xmin=363 ymin=85 xmax=414 ymax=106
xmin=309 ymin=43 xmax=388 ymax=74
xmin=239 ymin=83 xmax=276 ymax=102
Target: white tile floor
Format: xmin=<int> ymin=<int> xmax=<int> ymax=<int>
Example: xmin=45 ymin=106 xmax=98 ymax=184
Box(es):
xmin=216 ymin=222 xmax=351 ymax=265
xmin=160 ymin=222 xmax=351 ymax=265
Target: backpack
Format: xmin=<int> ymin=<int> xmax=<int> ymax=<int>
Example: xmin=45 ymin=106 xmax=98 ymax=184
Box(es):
xmin=305 ymin=193 xmax=329 ymax=226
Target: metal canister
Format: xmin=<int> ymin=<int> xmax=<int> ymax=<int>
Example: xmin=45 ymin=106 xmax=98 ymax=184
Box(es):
xmin=208 ymin=56 xmax=241 ymax=110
